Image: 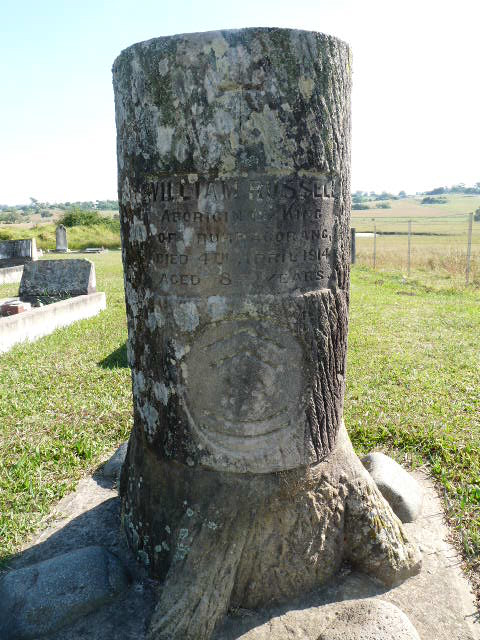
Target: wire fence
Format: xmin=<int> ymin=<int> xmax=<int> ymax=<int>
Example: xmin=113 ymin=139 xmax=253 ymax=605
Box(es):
xmin=350 ymin=213 xmax=480 ymax=287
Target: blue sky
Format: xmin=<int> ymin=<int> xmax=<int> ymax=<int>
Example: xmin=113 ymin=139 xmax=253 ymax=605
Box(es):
xmin=0 ymin=0 xmax=479 ymax=204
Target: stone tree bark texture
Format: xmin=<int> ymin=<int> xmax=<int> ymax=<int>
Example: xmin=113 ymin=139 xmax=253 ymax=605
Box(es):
xmin=113 ymin=28 xmax=421 ymax=640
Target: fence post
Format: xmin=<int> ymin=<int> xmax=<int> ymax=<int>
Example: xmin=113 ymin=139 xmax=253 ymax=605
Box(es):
xmin=373 ymin=224 xmax=377 ymax=270
xmin=466 ymin=212 xmax=473 ymax=285
xmin=408 ymin=220 xmax=412 ymax=278
xmin=351 ymin=227 xmax=356 ymax=264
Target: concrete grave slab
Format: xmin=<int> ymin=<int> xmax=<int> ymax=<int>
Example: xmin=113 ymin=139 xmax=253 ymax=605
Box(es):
xmin=0 ymin=264 xmax=24 ymax=285
xmin=0 ymin=292 xmax=106 ymax=353
xmin=0 ymin=238 xmax=37 ymax=267
xmin=0 ymin=259 xmax=105 ymax=353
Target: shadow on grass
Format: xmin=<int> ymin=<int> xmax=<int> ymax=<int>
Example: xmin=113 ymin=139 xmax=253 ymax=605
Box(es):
xmin=98 ymin=343 xmax=128 ymax=369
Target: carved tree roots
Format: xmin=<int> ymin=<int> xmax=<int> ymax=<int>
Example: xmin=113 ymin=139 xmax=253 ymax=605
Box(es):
xmin=120 ymin=423 xmax=421 ymax=640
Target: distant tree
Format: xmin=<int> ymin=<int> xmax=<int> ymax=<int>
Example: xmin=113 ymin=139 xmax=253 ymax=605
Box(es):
xmin=96 ymin=199 xmax=119 ymax=210
xmin=29 ymin=197 xmax=49 ymax=211
xmin=59 ymin=207 xmax=120 ymax=232
xmin=0 ymin=211 xmax=21 ymax=223
xmin=421 ymin=196 xmax=448 ymax=205
xmin=374 ymin=191 xmax=398 ymax=201
xmin=398 ymin=190 xmax=406 ymax=198
xmin=474 ymin=207 xmax=480 ymax=222
xmin=352 ymin=193 xmax=366 ymax=203
xmin=60 ymin=208 xmax=105 ymax=227
xmin=375 ymin=202 xmax=390 ymax=209
xmin=352 ymin=203 xmax=370 ymax=210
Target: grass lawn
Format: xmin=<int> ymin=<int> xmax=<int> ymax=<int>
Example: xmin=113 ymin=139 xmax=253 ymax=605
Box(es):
xmin=0 ymin=254 xmax=479 ymax=589
xmin=345 ymin=267 xmax=480 ymax=578
xmin=0 ymin=252 xmax=131 ymax=562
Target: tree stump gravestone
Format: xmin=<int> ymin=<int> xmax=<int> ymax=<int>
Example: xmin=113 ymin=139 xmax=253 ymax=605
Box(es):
xmin=113 ymin=28 xmax=421 ymax=640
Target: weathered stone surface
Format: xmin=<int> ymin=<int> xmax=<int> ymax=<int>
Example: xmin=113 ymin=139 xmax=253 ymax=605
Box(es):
xmin=102 ymin=442 xmax=128 ymax=479
xmin=126 ymin=423 xmax=420 ymax=640
xmin=56 ymin=224 xmax=68 ymax=252
xmin=19 ymin=258 xmax=97 ymax=301
xmin=362 ymin=452 xmax=423 ymax=522
xmin=113 ymin=27 xmax=420 ymax=640
xmin=0 ymin=238 xmax=37 ymax=267
xmin=0 ymin=545 xmax=129 ymax=640
xmin=218 ymin=600 xmax=420 ymax=640
xmin=113 ymin=28 xmax=352 ymax=475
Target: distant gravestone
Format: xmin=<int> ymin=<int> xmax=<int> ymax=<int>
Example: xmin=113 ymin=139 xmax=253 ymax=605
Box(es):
xmin=113 ymin=28 xmax=420 ymax=640
xmin=56 ymin=225 xmax=68 ymax=252
xmin=0 ymin=238 xmax=37 ymax=267
xmin=19 ymin=259 xmax=96 ymax=302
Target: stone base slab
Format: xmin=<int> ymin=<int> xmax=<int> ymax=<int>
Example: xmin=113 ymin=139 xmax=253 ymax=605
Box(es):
xmin=0 ymin=292 xmax=106 ymax=353
xmin=2 ymin=462 xmax=477 ymax=639
xmin=0 ymin=264 xmax=24 ymax=285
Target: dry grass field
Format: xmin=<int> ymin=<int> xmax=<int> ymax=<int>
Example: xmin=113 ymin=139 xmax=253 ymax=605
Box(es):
xmin=353 ymin=193 xmax=480 ymax=219
xmin=352 ymin=195 xmax=480 ymax=286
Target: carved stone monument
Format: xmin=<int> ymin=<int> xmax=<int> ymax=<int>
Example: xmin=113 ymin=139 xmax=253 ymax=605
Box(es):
xmin=19 ymin=259 xmax=97 ymax=303
xmin=113 ymin=28 xmax=421 ymax=640
xmin=56 ymin=224 xmax=68 ymax=252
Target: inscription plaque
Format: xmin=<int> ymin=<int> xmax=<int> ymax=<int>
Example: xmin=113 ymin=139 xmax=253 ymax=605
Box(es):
xmin=137 ymin=174 xmax=336 ymax=296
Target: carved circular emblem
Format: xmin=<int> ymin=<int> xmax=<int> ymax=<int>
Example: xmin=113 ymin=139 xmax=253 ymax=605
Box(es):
xmin=182 ymin=319 xmax=305 ymax=468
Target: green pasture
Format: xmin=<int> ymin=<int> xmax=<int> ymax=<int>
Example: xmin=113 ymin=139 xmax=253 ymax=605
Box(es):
xmin=351 ymin=194 xmax=480 ymax=286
